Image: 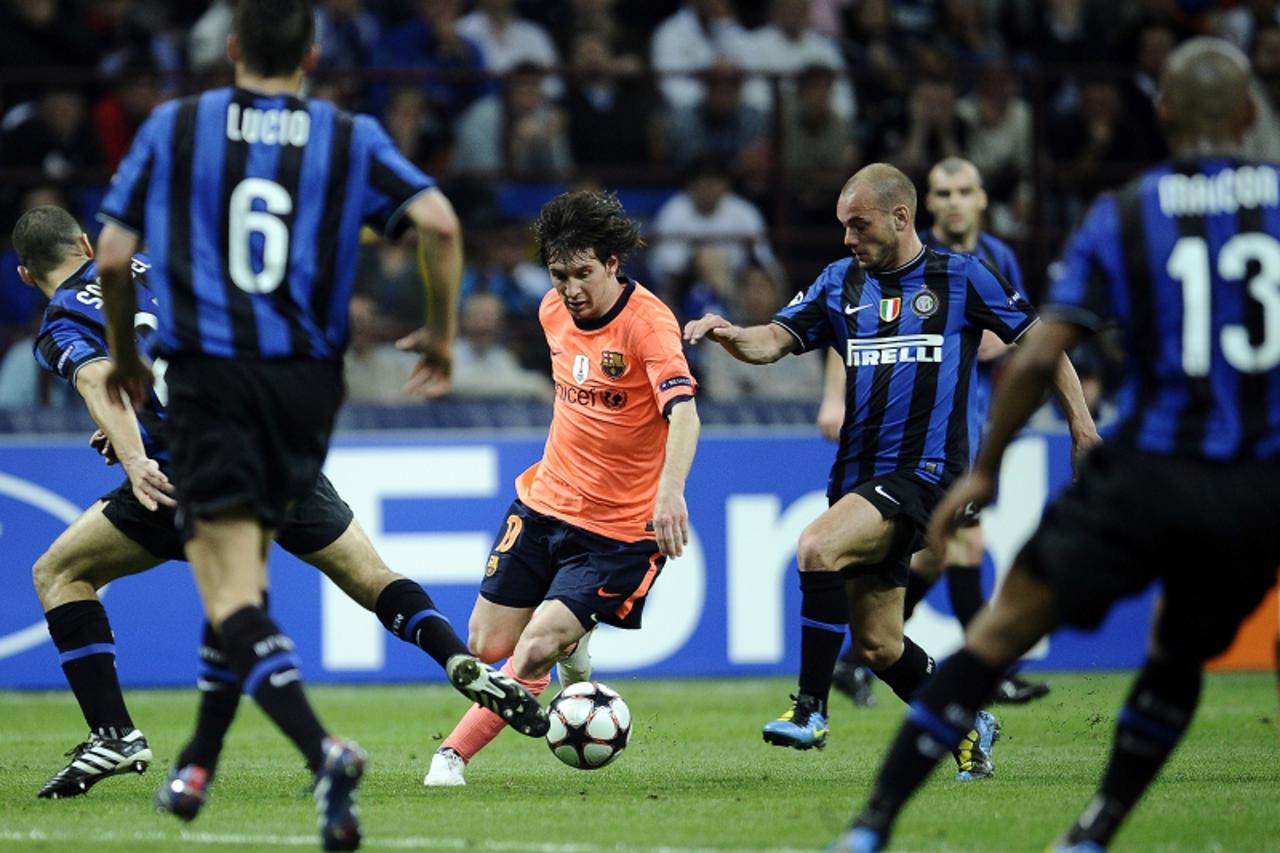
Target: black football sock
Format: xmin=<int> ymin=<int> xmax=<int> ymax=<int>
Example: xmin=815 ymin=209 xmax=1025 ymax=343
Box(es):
xmin=221 ymin=606 xmax=327 ymax=772
xmin=856 ymin=649 xmax=1003 ymax=838
xmin=375 ymin=578 xmax=468 ymax=669
xmin=946 ymin=564 xmax=984 ymax=628
xmin=45 ymin=600 xmax=134 ymax=737
xmin=798 ymin=571 xmax=848 ymax=712
xmin=902 ymin=569 xmax=934 ymax=620
xmin=872 ymin=635 xmax=936 ymax=703
xmin=177 ymin=620 xmax=242 ymax=777
xmin=1063 ymin=657 xmax=1202 ymax=847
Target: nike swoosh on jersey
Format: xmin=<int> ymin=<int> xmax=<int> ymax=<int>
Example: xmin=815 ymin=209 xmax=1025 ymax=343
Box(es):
xmin=873 ymin=484 xmax=901 ymax=505
xmin=845 ymin=304 xmax=871 ymax=315
xmin=596 ymin=587 xmax=625 ymax=599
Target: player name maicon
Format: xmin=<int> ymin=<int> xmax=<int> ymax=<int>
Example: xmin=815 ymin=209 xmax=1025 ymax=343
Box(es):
xmin=845 ymin=334 xmax=944 ymax=367
xmin=226 ymin=103 xmax=312 ymax=147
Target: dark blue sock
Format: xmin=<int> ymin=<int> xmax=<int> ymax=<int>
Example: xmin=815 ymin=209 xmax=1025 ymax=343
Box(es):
xmin=798 ymin=571 xmax=847 ymax=712
xmin=375 ymin=578 xmax=468 ymax=669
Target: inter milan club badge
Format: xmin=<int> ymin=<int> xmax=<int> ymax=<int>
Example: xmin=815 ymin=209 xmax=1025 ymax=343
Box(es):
xmin=600 ymin=350 xmax=625 ymax=379
xmin=573 ymin=354 xmax=590 ymax=384
xmin=910 ymin=288 xmax=939 ymax=318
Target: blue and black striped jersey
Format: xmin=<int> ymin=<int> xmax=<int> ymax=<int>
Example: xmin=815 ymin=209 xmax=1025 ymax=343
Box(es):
xmin=98 ymin=87 xmax=435 ymax=360
xmin=1045 ymin=158 xmax=1280 ymax=462
xmin=920 ymin=230 xmax=1028 ymax=457
xmin=33 ymin=256 xmax=168 ymax=464
xmin=775 ymin=247 xmax=1037 ymax=486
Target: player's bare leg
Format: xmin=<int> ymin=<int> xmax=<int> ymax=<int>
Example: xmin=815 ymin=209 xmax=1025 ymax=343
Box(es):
xmin=34 ymin=502 xmax=160 ymax=798
xmin=304 ymin=521 xmax=546 ymax=736
xmin=843 ymin=562 xmax=1054 ymax=850
xmin=766 ymin=494 xmax=894 ymax=749
xmin=428 ymin=598 xmax=550 ymax=787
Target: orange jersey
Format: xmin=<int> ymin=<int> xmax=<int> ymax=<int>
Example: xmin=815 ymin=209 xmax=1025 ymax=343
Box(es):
xmin=515 ymin=279 xmax=696 ymax=542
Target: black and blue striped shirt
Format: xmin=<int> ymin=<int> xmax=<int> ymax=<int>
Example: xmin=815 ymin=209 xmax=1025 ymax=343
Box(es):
xmin=98 ymin=87 xmax=435 ymax=360
xmin=33 ymin=256 xmax=168 ymax=464
xmin=1045 ymin=158 xmax=1280 ymax=461
xmin=774 ymin=247 xmax=1037 ymax=487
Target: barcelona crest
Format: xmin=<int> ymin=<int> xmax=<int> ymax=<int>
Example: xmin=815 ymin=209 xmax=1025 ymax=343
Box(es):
xmin=601 ymin=350 xmax=626 ymax=379
xmin=878 ymin=297 xmax=902 ymax=322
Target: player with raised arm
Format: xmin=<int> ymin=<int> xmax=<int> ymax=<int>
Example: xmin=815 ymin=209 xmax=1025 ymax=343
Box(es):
xmin=836 ymin=37 xmax=1280 ymax=852
xmin=828 ymin=158 xmax=1051 ymax=708
xmin=90 ymin=2 xmax=542 ymax=847
xmin=14 ymin=205 xmax=544 ymax=807
xmin=425 ymin=190 xmax=701 ymax=787
xmin=685 ymin=163 xmax=1097 ymax=779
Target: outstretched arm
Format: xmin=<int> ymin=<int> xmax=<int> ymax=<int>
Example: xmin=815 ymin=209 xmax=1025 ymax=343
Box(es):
xmin=683 ymin=314 xmax=797 ymax=364
xmin=395 ymin=188 xmax=463 ymax=398
xmin=1049 ymin=350 xmax=1102 ymax=475
xmin=653 ymin=399 xmax=700 ymax=559
xmin=930 ymin=321 xmax=1084 ymax=550
xmin=74 ymin=360 xmax=174 ymax=511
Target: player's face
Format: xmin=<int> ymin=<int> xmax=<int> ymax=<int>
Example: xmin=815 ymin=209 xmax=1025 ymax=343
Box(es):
xmin=837 ymin=190 xmax=902 ymax=273
xmin=548 ymin=250 xmax=622 ymax=320
xmin=926 ymin=167 xmax=987 ymax=244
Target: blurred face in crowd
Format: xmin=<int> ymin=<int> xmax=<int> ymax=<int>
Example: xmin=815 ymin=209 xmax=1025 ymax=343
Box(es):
xmin=837 ymin=184 xmax=910 ymax=273
xmin=704 ymin=63 xmax=743 ymax=117
xmin=11 ymin=0 xmax=57 ymax=26
xmin=796 ymin=69 xmax=834 ymax=121
xmin=1137 ymin=24 xmax=1175 ymax=79
xmin=461 ymin=292 xmax=505 ymax=347
xmin=689 ymin=173 xmax=729 ymax=215
xmin=548 ymin=249 xmax=621 ymax=320
xmin=926 ymin=163 xmax=987 ymax=246
xmin=571 ymin=32 xmax=610 ymax=77
xmin=740 ymin=266 xmax=781 ymax=325
xmin=504 ymin=70 xmax=544 ymax=116
xmin=40 ymin=90 xmax=86 ymax=139
xmin=119 ymin=73 xmax=160 ymax=121
xmin=1080 ymin=80 xmax=1121 ymax=122
xmin=771 ymin=0 xmax=808 ymax=38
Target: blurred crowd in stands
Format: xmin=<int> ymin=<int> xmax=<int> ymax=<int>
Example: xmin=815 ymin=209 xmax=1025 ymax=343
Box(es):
xmin=2 ymin=0 xmax=1278 ymax=420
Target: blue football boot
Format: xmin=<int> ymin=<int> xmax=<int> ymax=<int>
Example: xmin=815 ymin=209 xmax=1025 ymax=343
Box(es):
xmin=954 ymin=709 xmax=1001 ymax=781
xmin=762 ymin=693 xmax=828 ymax=750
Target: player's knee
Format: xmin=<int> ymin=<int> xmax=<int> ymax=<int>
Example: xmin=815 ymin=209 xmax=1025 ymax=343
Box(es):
xmin=796 ymin=528 xmax=839 ymax=573
xmin=31 ymin=548 xmax=80 ymax=603
xmin=849 ymin=633 xmax=903 ymax=671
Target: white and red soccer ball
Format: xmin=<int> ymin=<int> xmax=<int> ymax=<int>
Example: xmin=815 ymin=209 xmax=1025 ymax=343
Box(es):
xmin=545 ymin=681 xmax=631 ymax=770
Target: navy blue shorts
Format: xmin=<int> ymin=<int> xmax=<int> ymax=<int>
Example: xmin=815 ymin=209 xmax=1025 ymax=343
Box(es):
xmin=833 ymin=471 xmax=945 ymax=587
xmin=479 ymin=500 xmax=665 ymax=630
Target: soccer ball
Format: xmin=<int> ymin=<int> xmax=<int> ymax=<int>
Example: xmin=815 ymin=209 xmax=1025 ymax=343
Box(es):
xmin=545 ymin=681 xmax=631 ymax=769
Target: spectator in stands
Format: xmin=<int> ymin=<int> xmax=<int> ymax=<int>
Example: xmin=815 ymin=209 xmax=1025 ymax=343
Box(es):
xmin=648 ymin=158 xmax=778 ymax=292
xmin=781 ymin=64 xmax=856 ymax=229
xmin=935 ymin=0 xmax=1003 ymax=65
xmin=456 ymin=0 xmax=560 ymax=82
xmin=187 ymin=0 xmax=234 ymax=73
xmin=545 ymin=0 xmax=646 ymax=64
xmin=565 ymin=30 xmax=655 ymax=167
xmin=1 ymin=89 xmax=104 ymax=187
xmin=450 ymin=292 xmax=553 ymax=401
xmin=840 ymin=0 xmax=910 ymax=129
xmin=1245 ymin=24 xmax=1280 ymax=160
xmin=85 ymin=0 xmax=181 ymax=78
xmin=955 ymin=62 xmax=1031 ymax=235
xmin=314 ymin=0 xmax=383 ymax=70
xmin=451 ymin=61 xmax=572 ymax=177
xmin=866 ymin=74 xmax=966 ymax=184
xmin=370 ymin=0 xmax=490 ymax=121
xmin=1118 ymin=19 xmax=1175 ymax=164
xmin=91 ymin=56 xmax=162 ymax=170
xmin=0 ymin=0 xmax=99 ymax=116
xmin=660 ymin=60 xmax=767 ymax=174
xmin=343 ymin=294 xmax=428 ymax=404
xmin=382 ymin=85 xmax=451 ymax=174
xmin=650 ymin=0 xmax=749 ymax=109
xmin=698 ymin=264 xmax=821 ymax=402
xmin=1047 ymin=76 xmax=1148 ymax=224
xmin=728 ymin=0 xmax=855 ymax=121
xmin=354 ymin=241 xmax=426 ymax=335
xmin=1002 ymin=0 xmax=1110 ymax=114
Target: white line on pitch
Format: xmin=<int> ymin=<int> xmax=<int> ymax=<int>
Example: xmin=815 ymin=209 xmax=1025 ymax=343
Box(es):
xmin=0 ymin=829 xmax=812 ymax=853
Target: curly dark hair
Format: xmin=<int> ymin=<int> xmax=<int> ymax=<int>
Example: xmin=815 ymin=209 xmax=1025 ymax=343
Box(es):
xmin=234 ymin=0 xmax=314 ymax=78
xmin=533 ymin=191 xmax=644 ymax=268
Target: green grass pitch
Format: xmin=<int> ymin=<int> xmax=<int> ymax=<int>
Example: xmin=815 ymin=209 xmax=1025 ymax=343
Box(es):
xmin=0 ymin=673 xmax=1276 ymax=852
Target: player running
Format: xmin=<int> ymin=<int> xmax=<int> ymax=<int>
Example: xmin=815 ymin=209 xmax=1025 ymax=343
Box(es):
xmin=837 ymin=37 xmax=1280 ymax=852
xmin=828 ymin=158 xmax=1051 ymax=708
xmin=425 ymin=190 xmax=700 ymax=787
xmin=91 ymin=1 xmax=534 ymax=846
xmin=12 ymin=205 xmax=545 ymax=805
xmin=684 ymin=163 xmax=1097 ymax=779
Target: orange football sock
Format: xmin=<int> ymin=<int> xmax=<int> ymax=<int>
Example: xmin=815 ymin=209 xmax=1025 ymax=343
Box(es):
xmin=441 ymin=659 xmax=550 ymax=762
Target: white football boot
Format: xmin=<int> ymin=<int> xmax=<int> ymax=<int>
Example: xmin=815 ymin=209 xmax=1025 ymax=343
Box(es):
xmin=423 ymin=747 xmax=466 ymax=787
